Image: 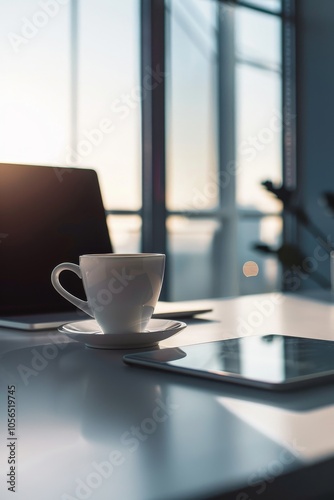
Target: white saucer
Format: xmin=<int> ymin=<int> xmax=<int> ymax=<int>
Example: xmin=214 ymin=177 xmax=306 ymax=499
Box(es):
xmin=58 ymin=318 xmax=187 ymax=349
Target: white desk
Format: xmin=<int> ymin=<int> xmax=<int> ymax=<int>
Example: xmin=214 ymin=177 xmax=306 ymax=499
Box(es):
xmin=1 ymin=293 xmax=334 ymax=500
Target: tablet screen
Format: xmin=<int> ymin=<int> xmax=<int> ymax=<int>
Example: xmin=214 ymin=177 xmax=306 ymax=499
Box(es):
xmin=124 ymin=335 xmax=334 ymax=390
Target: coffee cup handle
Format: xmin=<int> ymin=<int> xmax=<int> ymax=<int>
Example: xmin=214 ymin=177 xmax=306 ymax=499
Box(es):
xmin=51 ymin=263 xmax=94 ymax=317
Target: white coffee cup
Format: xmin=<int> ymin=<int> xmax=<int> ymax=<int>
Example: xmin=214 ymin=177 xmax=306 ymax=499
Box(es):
xmin=51 ymin=253 xmax=165 ymax=334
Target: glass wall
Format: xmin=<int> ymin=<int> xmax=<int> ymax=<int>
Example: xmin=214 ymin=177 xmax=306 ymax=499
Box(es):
xmin=0 ymin=0 xmax=70 ymax=164
xmin=235 ymin=6 xmax=282 ymax=211
xmin=166 ymin=0 xmax=283 ymax=298
xmin=234 ymin=3 xmax=283 ymax=294
xmin=166 ymin=0 xmax=218 ymax=212
xmin=0 ymin=0 xmax=286 ymax=300
xmin=75 ymin=0 xmax=141 ymax=212
xmin=0 ymin=0 xmax=141 ymax=252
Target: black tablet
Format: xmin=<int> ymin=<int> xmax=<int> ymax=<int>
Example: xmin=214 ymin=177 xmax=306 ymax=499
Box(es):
xmin=123 ymin=335 xmax=334 ymax=391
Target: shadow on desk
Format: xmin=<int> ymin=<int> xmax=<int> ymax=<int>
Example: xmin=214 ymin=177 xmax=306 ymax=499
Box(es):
xmin=202 ymin=455 xmax=334 ymax=500
xmin=182 ymin=317 xmax=220 ymax=325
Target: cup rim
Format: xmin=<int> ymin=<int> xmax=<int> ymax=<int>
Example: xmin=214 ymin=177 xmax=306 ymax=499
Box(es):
xmin=80 ymin=253 xmax=165 ymax=258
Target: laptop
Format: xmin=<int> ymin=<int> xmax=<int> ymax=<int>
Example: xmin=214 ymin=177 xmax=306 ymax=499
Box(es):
xmin=0 ymin=163 xmax=212 ymax=330
xmin=0 ymin=163 xmax=112 ymax=329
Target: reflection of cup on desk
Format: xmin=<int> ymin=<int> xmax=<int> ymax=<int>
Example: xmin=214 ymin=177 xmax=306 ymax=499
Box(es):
xmin=51 ymin=253 xmax=165 ymax=333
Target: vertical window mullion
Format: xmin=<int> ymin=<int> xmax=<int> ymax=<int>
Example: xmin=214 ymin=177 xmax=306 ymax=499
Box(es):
xmin=282 ymin=0 xmax=296 ymax=191
xmin=140 ymin=0 xmax=168 ymax=298
xmin=216 ymin=2 xmax=239 ymax=297
xmin=282 ymin=0 xmax=297 ymax=287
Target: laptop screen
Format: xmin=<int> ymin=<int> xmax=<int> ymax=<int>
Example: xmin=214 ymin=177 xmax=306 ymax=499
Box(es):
xmin=0 ymin=164 xmax=112 ymax=315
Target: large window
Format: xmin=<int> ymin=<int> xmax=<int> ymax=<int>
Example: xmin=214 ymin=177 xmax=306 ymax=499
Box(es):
xmin=75 ymin=0 xmax=141 ymax=255
xmin=166 ymin=0 xmax=285 ymax=298
xmin=1 ymin=0 xmax=141 ymax=254
xmin=166 ymin=0 xmax=220 ymax=299
xmin=234 ymin=1 xmax=284 ymax=295
xmin=0 ymin=1 xmax=71 ymax=164
xmin=0 ymin=0 xmax=292 ymax=300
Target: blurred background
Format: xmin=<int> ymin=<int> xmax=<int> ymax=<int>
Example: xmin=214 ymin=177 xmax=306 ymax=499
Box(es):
xmin=2 ymin=0 xmax=329 ymax=301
